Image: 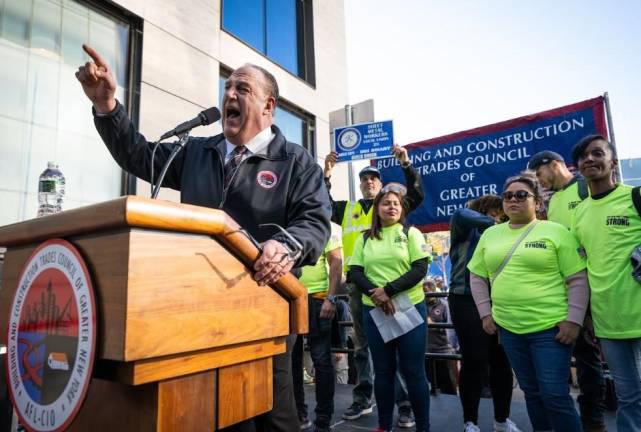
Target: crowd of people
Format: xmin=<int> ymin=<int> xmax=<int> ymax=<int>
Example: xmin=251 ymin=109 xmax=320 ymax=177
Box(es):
xmin=74 ymin=45 xmax=640 ymax=432
xmin=296 ymin=135 xmax=640 ymax=432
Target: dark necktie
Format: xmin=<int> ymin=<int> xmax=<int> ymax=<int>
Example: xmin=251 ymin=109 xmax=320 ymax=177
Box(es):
xmin=224 ymin=145 xmax=247 ymax=188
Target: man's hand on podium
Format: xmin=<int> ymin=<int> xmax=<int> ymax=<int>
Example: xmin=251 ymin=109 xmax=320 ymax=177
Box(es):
xmin=75 ymin=44 xmax=117 ymax=114
xmin=253 ymin=240 xmax=296 ymax=286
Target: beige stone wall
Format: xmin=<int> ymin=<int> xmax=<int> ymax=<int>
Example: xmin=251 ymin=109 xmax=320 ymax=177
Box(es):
xmin=109 ymin=0 xmax=350 ymax=202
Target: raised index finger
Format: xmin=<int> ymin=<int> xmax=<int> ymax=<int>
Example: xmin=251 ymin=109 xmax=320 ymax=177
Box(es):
xmin=83 ymin=44 xmax=108 ymax=68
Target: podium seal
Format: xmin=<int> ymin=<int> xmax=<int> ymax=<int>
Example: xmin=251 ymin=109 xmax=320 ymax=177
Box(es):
xmin=5 ymin=239 xmax=96 ymax=432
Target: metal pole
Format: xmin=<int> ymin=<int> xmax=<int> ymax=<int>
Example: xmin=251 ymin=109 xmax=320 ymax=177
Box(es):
xmin=345 ymin=104 xmax=356 ymax=201
xmin=604 ymin=92 xmax=623 ymax=181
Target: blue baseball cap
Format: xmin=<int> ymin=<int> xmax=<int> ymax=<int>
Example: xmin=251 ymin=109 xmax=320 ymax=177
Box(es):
xmin=359 ymin=166 xmax=381 ymax=180
xmin=527 ymin=151 xmax=564 ymax=170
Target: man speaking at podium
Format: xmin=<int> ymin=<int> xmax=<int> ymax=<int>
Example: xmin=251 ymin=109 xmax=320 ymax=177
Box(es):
xmin=75 ymin=44 xmax=331 ymax=431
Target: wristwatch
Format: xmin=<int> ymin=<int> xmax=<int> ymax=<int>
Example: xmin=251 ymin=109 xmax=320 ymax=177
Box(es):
xmin=326 ymin=295 xmax=338 ymax=305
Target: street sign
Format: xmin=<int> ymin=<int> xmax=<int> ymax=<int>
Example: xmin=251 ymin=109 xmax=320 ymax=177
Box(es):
xmin=334 ymin=120 xmax=394 ymax=162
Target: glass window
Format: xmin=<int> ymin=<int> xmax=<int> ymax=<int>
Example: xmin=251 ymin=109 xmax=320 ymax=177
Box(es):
xmin=275 ymin=107 xmax=304 ymax=146
xmin=1 ymin=0 xmax=31 ymax=47
xmin=32 ymin=0 xmax=62 ymax=53
xmin=222 ymin=0 xmax=264 ymax=53
xmin=0 ymin=0 xmax=136 ymax=226
xmin=622 ymin=158 xmax=641 ymax=187
xmin=266 ymin=0 xmax=298 ymax=75
xmin=222 ymin=0 xmax=313 ymax=82
xmin=218 ymin=73 xmax=226 ymax=108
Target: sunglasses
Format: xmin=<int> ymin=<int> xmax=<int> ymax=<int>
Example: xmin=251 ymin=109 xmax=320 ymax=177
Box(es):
xmin=380 ymin=182 xmax=407 ymax=196
xmin=502 ymin=190 xmax=534 ymax=202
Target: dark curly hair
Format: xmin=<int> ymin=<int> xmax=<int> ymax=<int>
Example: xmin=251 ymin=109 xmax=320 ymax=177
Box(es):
xmin=466 ymin=194 xmax=502 ymax=216
xmin=503 ymin=171 xmax=542 ymax=201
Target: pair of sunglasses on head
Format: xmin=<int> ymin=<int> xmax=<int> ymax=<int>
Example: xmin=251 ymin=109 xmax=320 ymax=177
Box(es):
xmin=380 ymin=182 xmax=407 ymax=196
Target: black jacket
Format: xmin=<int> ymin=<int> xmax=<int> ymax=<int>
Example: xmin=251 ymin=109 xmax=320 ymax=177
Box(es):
xmin=448 ymin=208 xmax=494 ymax=295
xmin=94 ymin=102 xmax=331 ymax=268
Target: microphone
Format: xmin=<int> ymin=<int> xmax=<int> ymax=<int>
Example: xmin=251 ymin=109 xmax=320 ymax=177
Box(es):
xmin=159 ymin=107 xmax=221 ymax=141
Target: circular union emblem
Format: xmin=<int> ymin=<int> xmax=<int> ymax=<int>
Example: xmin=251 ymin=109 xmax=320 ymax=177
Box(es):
xmin=337 ymin=128 xmax=361 ymax=151
xmin=5 ymin=239 xmax=97 ymax=432
xmin=257 ymin=170 xmax=278 ymax=189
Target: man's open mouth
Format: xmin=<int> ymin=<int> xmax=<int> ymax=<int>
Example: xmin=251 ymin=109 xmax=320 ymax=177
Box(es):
xmin=226 ymin=107 xmax=241 ymax=120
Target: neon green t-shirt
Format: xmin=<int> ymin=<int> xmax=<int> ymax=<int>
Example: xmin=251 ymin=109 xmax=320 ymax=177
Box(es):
xmin=349 ymin=224 xmax=430 ymax=307
xmin=571 ymin=184 xmax=641 ymax=338
xmin=300 ymin=223 xmax=342 ymax=294
xmin=468 ymin=220 xmax=586 ymax=334
xmin=548 ymin=178 xmax=584 ymax=229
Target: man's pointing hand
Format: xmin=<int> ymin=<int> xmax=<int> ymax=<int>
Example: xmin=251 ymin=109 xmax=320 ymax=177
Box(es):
xmin=75 ymin=44 xmax=117 ymax=113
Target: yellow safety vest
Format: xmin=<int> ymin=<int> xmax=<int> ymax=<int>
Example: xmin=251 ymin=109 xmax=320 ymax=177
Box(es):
xmin=341 ymin=201 xmax=372 ymax=273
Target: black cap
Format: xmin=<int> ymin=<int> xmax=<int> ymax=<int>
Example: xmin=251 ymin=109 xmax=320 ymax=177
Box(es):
xmin=527 ymin=151 xmax=564 ymax=170
xmin=358 ymin=166 xmax=381 ymax=180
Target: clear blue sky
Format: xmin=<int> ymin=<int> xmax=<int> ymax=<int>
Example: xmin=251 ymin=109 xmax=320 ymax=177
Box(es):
xmin=344 ymin=0 xmax=641 ymax=159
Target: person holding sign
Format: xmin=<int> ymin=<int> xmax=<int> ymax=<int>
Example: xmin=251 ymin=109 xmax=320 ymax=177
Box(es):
xmin=528 ymin=150 xmax=607 ymax=432
xmin=324 ymin=146 xmax=424 ymax=427
xmin=570 ymin=135 xmax=641 ymax=432
xmin=468 ymin=173 xmax=589 ymax=432
xmin=348 ymin=187 xmax=431 ymax=432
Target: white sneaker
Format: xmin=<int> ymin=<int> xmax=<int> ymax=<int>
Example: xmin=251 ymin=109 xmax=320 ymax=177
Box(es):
xmin=464 ymin=422 xmax=481 ymax=432
xmin=494 ymin=418 xmax=522 ymax=432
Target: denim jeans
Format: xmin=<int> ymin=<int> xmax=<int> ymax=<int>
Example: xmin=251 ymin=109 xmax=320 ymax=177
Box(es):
xmin=600 ymin=337 xmax=641 ymax=432
xmin=292 ymin=297 xmax=335 ymax=427
xmin=363 ymin=301 xmax=430 ymax=431
xmin=498 ymin=326 xmax=581 ymax=432
xmin=394 ymin=357 xmax=412 ymax=409
xmin=349 ymin=283 xmax=410 ymax=409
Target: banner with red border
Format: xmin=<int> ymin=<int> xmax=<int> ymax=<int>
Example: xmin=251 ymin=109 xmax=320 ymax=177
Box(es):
xmin=376 ymin=96 xmax=607 ymax=232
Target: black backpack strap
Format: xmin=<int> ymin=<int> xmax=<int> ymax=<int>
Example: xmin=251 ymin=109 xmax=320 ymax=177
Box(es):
xmin=577 ymin=176 xmax=589 ymax=200
xmin=632 ymin=186 xmax=641 ymax=218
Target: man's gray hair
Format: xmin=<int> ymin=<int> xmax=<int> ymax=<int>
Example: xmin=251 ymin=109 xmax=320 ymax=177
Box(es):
xmin=244 ymin=63 xmax=279 ymax=105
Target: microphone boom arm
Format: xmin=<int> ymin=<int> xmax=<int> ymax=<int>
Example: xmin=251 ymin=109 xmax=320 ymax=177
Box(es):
xmin=151 ymin=133 xmax=190 ymax=199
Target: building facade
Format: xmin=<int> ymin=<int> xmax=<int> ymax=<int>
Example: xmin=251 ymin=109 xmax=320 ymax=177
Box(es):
xmin=0 ymin=0 xmax=350 ymax=226
xmin=622 ymin=158 xmax=641 ymax=187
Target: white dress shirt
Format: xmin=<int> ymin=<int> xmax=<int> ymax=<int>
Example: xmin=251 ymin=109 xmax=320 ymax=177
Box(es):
xmin=224 ymin=126 xmax=275 ymax=163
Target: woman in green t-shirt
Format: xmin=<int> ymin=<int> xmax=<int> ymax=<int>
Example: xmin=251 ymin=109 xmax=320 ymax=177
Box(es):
xmin=349 ymin=187 xmax=431 ymax=432
xmin=467 ymin=173 xmax=589 ymax=432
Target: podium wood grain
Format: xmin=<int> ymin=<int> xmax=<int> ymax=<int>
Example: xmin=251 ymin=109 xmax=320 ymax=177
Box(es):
xmin=217 ymin=357 xmax=273 ymax=429
xmin=0 ymin=196 xmax=308 ymax=334
xmin=0 ymin=229 xmax=290 ymax=361
xmin=98 ymin=337 xmax=286 ymax=385
xmin=0 ymin=197 xmax=308 ymax=430
xmin=68 ymin=371 xmax=216 ymax=431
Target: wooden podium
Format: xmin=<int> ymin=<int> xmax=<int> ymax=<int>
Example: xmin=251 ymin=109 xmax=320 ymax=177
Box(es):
xmin=0 ymin=196 xmax=308 ymax=431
